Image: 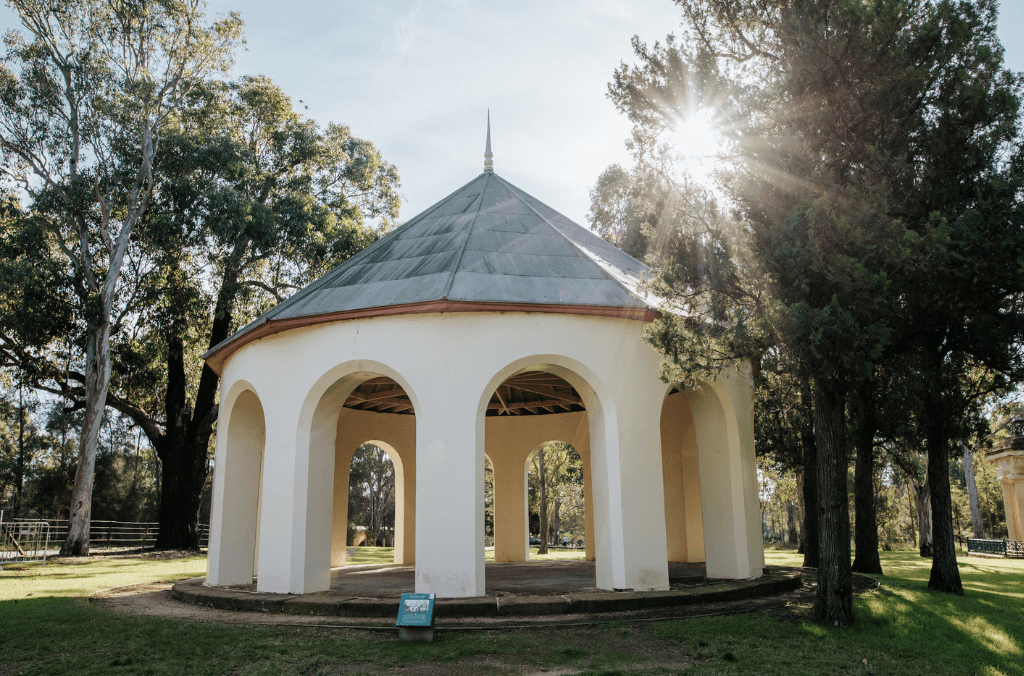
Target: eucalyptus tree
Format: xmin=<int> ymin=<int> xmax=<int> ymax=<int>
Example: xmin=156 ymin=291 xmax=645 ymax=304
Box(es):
xmin=529 ymin=442 xmax=581 ymax=553
xmin=101 ymin=75 xmax=400 ymax=549
xmin=348 ymin=444 xmax=396 ymax=547
xmin=0 ymin=0 xmax=243 ymax=554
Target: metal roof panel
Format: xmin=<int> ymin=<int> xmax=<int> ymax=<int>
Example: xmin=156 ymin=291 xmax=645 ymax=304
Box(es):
xmin=209 ymin=171 xmax=660 ymax=357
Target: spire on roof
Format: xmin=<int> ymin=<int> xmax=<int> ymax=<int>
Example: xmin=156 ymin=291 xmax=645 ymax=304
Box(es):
xmin=484 ymin=110 xmax=493 ymax=173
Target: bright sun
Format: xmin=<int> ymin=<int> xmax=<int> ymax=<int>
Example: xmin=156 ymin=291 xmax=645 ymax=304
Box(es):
xmin=665 ymin=108 xmax=725 ymax=185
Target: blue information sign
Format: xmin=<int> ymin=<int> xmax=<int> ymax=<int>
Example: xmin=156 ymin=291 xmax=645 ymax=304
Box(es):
xmin=396 ymin=593 xmax=435 ymax=627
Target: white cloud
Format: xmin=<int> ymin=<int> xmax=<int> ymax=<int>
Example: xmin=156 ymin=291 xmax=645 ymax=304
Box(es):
xmin=393 ymin=0 xmax=423 ymax=57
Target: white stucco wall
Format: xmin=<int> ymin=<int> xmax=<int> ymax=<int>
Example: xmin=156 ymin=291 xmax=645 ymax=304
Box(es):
xmin=207 ymin=310 xmax=762 ymax=596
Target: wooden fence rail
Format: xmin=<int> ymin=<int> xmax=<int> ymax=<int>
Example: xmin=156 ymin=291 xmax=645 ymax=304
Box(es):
xmin=5 ymin=519 xmax=209 ymax=550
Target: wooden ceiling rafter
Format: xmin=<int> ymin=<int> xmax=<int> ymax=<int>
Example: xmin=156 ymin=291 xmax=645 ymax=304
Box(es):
xmin=341 ymin=371 xmax=586 ymax=417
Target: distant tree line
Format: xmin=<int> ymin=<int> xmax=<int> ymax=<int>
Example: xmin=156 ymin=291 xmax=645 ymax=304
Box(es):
xmin=0 ymin=381 xmax=175 ymax=525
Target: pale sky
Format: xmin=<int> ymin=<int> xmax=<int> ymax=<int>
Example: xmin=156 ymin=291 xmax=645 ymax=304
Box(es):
xmin=3 ymin=1 xmax=1023 ymax=227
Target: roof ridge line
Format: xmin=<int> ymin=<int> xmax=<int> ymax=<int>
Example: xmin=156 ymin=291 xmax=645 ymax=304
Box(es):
xmin=491 ymin=173 xmax=627 ymax=292
xmin=441 ymin=172 xmax=491 ymax=300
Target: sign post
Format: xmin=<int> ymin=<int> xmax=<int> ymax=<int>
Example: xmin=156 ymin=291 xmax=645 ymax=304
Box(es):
xmin=396 ymin=592 xmax=436 ymax=642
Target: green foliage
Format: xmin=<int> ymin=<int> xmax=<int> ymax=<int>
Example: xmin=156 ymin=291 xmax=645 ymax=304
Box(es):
xmin=528 ymin=442 xmax=584 ymax=548
xmin=347 ymin=444 xmax=395 ymax=547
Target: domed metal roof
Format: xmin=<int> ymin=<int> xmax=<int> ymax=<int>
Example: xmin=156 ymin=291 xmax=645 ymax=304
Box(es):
xmin=205 ymin=170 xmax=659 ymax=373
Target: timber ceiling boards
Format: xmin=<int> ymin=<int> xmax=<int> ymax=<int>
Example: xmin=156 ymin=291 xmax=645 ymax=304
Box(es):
xmin=343 ymin=372 xmax=584 ymax=417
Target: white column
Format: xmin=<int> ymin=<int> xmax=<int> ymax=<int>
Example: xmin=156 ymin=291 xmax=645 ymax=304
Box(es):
xmin=587 ymin=397 xmax=626 ymax=590
xmin=580 ymin=441 xmax=596 ymax=562
xmin=414 ymin=391 xmax=484 ymax=597
xmin=587 ymin=387 xmax=670 ymax=591
xmin=614 ymin=395 xmax=671 ymax=590
xmin=331 ymin=444 xmax=355 ymax=567
xmin=492 ymin=448 xmax=528 ymax=562
xmin=207 ymin=389 xmax=265 ymax=587
xmin=255 ymin=383 xmax=340 ymax=594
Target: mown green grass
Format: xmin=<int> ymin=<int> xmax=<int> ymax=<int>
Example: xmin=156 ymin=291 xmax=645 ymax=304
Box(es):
xmin=343 ymin=545 xmax=396 ymax=566
xmin=0 ymin=555 xmax=208 ymax=601
xmin=0 ymin=550 xmax=1020 ymax=675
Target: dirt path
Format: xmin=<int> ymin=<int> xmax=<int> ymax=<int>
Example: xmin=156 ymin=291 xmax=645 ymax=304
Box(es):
xmin=90 ymin=570 xmax=878 ymax=628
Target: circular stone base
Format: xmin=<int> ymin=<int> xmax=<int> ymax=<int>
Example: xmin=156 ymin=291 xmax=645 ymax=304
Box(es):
xmin=171 ymin=563 xmax=802 ymax=619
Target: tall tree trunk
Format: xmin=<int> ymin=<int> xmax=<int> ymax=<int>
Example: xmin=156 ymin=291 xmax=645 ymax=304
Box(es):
xmin=15 ymin=380 xmax=25 ymax=517
xmin=537 ymin=449 xmax=549 ymax=554
xmin=799 ymin=377 xmax=820 ymax=567
xmin=851 ymin=384 xmax=882 ymax=574
xmin=918 ymin=343 xmax=963 ymax=594
xmin=787 ymin=501 xmax=799 ymax=547
xmin=925 ymin=420 xmax=964 ymax=594
xmin=912 ymin=477 xmax=933 ymax=556
xmin=61 ymin=320 xmax=112 ymax=556
xmin=811 ymin=380 xmax=854 ymax=627
xmin=797 ymin=471 xmax=806 ymax=554
xmin=152 ymin=263 xmax=238 ymax=550
xmin=553 ymin=498 xmax=562 ymax=546
xmin=963 ymin=447 xmax=985 ymax=539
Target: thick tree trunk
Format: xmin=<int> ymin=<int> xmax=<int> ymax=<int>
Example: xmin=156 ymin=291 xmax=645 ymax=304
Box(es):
xmin=155 ymin=439 xmax=208 ymax=550
xmin=851 ymin=386 xmax=882 ymax=575
xmin=152 ymin=264 xmax=237 ymax=550
xmin=811 ymin=380 xmax=854 ymax=627
xmin=799 ymin=378 xmax=820 ymax=567
xmin=926 ymin=426 xmax=964 ymax=594
xmin=963 ymin=447 xmax=985 ymax=539
xmin=61 ymin=321 xmax=112 ymax=556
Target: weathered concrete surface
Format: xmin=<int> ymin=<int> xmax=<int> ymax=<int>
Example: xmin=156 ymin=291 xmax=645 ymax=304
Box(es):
xmin=174 ymin=563 xmax=800 ymax=619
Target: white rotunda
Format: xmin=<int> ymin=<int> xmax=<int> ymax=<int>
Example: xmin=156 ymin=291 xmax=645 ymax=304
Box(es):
xmin=202 ymin=127 xmax=764 ymax=598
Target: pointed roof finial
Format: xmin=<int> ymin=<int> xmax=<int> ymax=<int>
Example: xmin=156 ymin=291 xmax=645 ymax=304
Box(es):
xmin=484 ymin=110 xmax=494 ymax=173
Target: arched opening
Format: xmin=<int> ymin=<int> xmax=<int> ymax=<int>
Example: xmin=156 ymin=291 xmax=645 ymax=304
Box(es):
xmin=483 ymin=368 xmax=593 ymax=569
xmin=660 ymin=387 xmax=705 ymax=563
xmin=207 ymin=387 xmax=266 ymax=587
xmin=664 ymin=374 xmax=763 ymax=580
xmin=526 ymin=442 xmax=586 ymax=557
xmin=253 ymin=364 xmax=417 ymax=595
xmin=332 ymin=378 xmax=416 ymax=568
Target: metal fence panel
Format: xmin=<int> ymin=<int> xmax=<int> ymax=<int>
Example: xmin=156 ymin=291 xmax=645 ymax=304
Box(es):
xmin=968 ymin=537 xmax=1024 ymax=558
xmin=0 ymin=517 xmax=209 ymax=556
xmin=1007 ymin=540 xmax=1024 ymax=559
xmin=0 ymin=514 xmax=50 ymax=565
xmin=967 ymin=538 xmax=1006 ymax=555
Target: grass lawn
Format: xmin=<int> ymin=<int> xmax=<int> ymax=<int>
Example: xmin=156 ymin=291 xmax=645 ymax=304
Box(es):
xmin=0 ymin=549 xmax=1020 ymax=675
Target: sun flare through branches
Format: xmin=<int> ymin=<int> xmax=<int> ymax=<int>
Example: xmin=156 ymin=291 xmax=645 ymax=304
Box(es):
xmin=664 ymin=108 xmax=727 ymax=187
